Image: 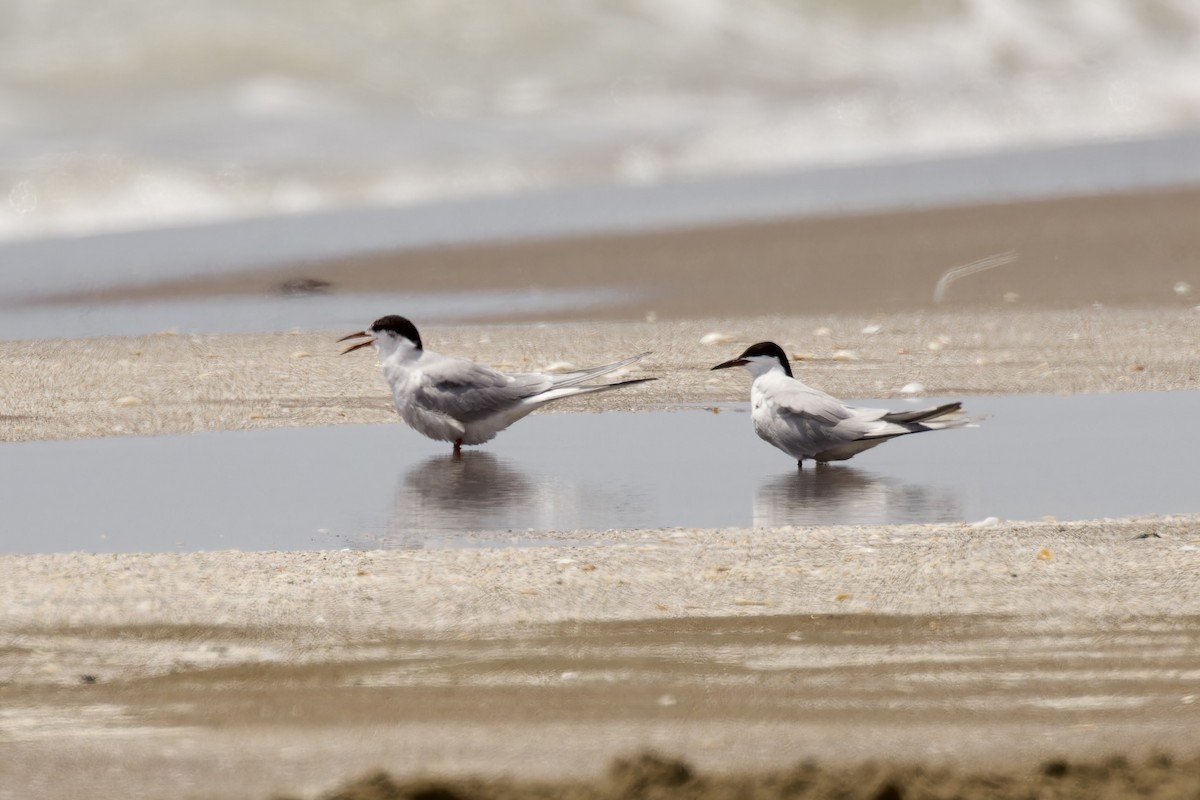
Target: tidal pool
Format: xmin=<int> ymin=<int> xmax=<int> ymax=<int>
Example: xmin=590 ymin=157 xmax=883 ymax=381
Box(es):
xmin=1 ymin=391 xmax=1196 ymax=553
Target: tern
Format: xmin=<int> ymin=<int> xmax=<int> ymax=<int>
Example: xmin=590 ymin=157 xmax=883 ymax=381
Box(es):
xmin=712 ymin=341 xmax=970 ymax=468
xmin=339 ymin=315 xmax=655 ymax=453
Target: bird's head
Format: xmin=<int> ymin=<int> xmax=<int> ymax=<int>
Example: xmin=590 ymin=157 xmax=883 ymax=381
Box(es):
xmin=338 ymin=315 xmax=423 ymax=356
xmin=710 ymin=341 xmax=793 ymax=378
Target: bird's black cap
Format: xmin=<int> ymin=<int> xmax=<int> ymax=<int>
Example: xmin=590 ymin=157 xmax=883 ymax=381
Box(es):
xmin=738 ymin=341 xmax=792 ymax=377
xmin=370 ymin=315 xmax=422 ymax=350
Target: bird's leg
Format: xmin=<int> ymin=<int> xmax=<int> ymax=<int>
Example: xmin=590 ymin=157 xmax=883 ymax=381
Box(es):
xmin=797 ymin=458 xmax=804 ymax=470
xmin=453 ymin=439 xmax=463 ymax=457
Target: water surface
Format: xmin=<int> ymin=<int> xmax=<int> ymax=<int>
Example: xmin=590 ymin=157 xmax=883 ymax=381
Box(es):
xmin=2 ymin=391 xmax=1195 ymax=554
xmin=4 ymin=391 xmax=1195 ymax=554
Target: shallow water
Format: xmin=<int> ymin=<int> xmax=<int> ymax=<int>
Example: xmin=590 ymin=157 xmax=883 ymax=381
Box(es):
xmin=2 ymin=391 xmax=1196 ymax=554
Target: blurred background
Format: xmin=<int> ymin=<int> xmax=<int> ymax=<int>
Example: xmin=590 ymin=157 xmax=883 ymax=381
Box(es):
xmin=4 ymin=0 xmax=1199 ymax=243
xmin=3 ymin=0 xmax=1200 ymax=339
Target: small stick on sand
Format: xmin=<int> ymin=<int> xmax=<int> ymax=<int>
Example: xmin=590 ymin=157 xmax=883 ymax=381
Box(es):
xmin=933 ymin=250 xmax=1018 ymax=303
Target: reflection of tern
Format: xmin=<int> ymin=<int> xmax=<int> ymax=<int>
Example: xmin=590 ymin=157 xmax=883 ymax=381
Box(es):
xmin=400 ymin=451 xmax=533 ymax=514
xmin=362 ymin=453 xmax=536 ymax=548
xmin=712 ymin=341 xmax=971 ymax=468
xmin=391 ymin=452 xmax=586 ymax=536
xmin=340 ymin=315 xmax=655 ymax=453
xmin=753 ymin=467 xmax=962 ymax=527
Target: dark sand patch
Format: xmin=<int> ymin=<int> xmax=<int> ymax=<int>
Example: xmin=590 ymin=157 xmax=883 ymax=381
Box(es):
xmin=307 ymin=751 xmax=1199 ymax=800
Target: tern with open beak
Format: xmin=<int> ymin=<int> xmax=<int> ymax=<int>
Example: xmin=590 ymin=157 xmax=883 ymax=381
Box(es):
xmin=340 ymin=315 xmax=655 ymax=454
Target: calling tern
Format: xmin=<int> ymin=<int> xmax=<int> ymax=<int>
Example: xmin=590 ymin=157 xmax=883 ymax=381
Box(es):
xmin=340 ymin=315 xmax=655 ymax=454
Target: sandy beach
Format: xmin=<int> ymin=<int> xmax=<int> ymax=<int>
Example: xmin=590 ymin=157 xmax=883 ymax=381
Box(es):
xmin=4 ymin=516 xmax=1200 ymax=799
xmin=3 ymin=187 xmax=1200 ymax=799
xmin=2 ymin=306 xmax=1198 ymax=444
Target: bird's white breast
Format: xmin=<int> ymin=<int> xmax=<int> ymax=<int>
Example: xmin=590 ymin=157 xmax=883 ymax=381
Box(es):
xmin=749 ymin=373 xmax=805 ymax=459
xmin=382 ymin=356 xmax=467 ymax=443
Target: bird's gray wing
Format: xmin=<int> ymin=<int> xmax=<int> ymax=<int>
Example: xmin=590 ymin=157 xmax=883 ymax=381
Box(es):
xmin=811 ymin=402 xmax=966 ymax=460
xmin=768 ymin=383 xmax=874 ymax=454
xmin=412 ymin=358 xmax=551 ymax=423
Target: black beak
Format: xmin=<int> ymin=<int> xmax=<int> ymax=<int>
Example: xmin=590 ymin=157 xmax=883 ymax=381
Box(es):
xmin=338 ymin=330 xmax=374 ymax=355
xmin=711 ymin=358 xmax=748 ymax=371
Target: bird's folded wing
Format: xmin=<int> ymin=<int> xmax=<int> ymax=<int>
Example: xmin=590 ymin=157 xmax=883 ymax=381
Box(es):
xmin=773 ymin=383 xmax=855 ymax=426
xmin=413 ymin=359 xmax=550 ymax=423
xmin=769 ymin=384 xmax=871 ymax=453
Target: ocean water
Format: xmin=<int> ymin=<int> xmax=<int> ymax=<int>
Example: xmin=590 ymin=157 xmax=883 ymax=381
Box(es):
xmin=3 ymin=0 xmax=1200 ymax=243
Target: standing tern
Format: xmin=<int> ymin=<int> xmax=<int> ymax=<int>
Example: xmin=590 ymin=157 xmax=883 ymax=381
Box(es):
xmin=712 ymin=341 xmax=970 ymax=468
xmin=339 ymin=315 xmax=655 ymax=453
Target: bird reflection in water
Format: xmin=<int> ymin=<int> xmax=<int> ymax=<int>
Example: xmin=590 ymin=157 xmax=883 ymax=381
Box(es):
xmin=752 ymin=466 xmax=963 ymax=527
xmin=382 ymin=451 xmax=583 ymax=544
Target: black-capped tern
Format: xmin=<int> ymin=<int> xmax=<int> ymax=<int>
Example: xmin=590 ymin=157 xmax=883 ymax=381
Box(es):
xmin=712 ymin=341 xmax=970 ymax=468
xmin=340 ymin=315 xmax=655 ymax=453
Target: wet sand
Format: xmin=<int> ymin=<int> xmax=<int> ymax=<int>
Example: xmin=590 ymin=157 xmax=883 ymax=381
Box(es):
xmin=3 ymin=516 xmax=1200 ymax=799
xmin=3 ymin=511 xmax=1200 ymax=798
xmin=44 ymin=185 xmax=1200 ymax=320
xmin=3 ymin=187 xmax=1200 ymax=799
